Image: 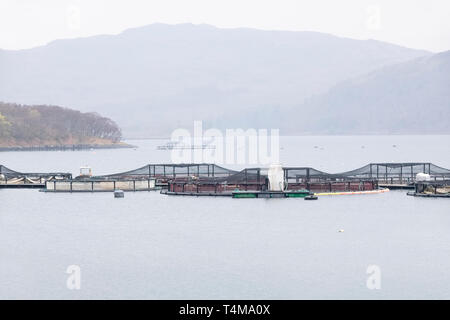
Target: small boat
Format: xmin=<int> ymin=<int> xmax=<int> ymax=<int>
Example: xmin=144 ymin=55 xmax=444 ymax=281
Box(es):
xmin=304 ymin=195 xmax=318 ymax=200
xmin=114 ymin=189 xmax=124 ymax=198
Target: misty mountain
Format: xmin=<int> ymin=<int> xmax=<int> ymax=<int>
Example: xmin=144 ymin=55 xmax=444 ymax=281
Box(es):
xmin=275 ymin=50 xmax=450 ymax=134
xmin=0 ymin=23 xmax=430 ymax=137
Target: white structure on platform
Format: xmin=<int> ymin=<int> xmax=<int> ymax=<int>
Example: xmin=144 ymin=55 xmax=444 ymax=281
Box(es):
xmin=79 ymin=166 xmax=93 ymax=177
xmin=416 ymin=172 xmax=431 ymax=182
xmin=268 ymin=163 xmax=285 ymax=191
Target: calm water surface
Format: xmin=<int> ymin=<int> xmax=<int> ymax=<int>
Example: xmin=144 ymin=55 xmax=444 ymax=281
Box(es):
xmin=1 ymin=136 xmax=449 ymax=299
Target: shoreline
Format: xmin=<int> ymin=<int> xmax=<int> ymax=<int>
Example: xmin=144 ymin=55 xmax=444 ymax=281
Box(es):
xmin=0 ymin=143 xmax=136 ymax=152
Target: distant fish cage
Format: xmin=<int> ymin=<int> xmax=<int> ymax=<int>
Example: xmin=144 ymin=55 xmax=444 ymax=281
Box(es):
xmin=45 ymin=179 xmax=156 ymax=192
xmin=156 ymin=141 xmax=216 ymax=150
xmin=0 ymin=144 xmax=132 ymax=152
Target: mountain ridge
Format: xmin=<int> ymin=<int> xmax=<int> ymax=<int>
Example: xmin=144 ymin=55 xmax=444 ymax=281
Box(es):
xmin=0 ymin=23 xmax=433 ymax=137
xmin=281 ymin=50 xmax=450 ymax=134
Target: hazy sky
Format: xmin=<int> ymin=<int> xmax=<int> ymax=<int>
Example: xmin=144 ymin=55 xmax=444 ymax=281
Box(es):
xmin=1 ymin=0 xmax=449 ymax=52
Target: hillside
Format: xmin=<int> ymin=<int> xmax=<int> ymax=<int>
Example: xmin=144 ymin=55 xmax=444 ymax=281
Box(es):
xmin=0 ymin=102 xmax=124 ymax=148
xmin=0 ymin=23 xmax=430 ymax=137
xmin=277 ymin=50 xmax=450 ymax=134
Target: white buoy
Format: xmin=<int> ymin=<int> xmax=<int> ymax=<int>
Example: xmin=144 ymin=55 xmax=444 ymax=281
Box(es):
xmin=416 ymin=173 xmax=431 ymax=182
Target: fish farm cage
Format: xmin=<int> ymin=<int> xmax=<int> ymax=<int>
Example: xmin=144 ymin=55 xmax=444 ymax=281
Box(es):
xmin=42 ymin=164 xmax=238 ymax=193
xmin=167 ymin=168 xmax=267 ymax=195
xmin=164 ymin=163 xmax=450 ymax=195
xmin=0 ymin=165 xmax=72 ymax=188
xmin=166 ymin=167 xmax=379 ymax=195
xmin=45 ymin=179 xmax=156 ymax=192
xmin=4 ymin=162 xmax=450 ymax=194
xmin=336 ymin=163 xmax=450 ymax=184
xmin=283 ymin=167 xmax=378 ymax=192
xmin=95 ymin=163 xmax=237 ymax=182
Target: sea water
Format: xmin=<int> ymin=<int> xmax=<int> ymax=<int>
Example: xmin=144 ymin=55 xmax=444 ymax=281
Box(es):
xmin=1 ymin=136 xmax=449 ymax=299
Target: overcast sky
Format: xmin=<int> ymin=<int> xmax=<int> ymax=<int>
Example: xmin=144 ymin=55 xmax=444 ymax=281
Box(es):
xmin=1 ymin=0 xmax=449 ymax=52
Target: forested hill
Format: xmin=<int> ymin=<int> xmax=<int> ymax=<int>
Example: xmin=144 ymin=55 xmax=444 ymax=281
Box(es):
xmin=0 ymin=102 xmax=123 ymax=148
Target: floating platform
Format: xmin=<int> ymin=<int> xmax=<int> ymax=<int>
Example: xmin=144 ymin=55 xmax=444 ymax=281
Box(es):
xmin=161 ymin=189 xmax=232 ymax=197
xmin=378 ymin=183 xmax=414 ymax=190
xmin=43 ymin=179 xmax=157 ymax=192
xmin=314 ymin=188 xmax=389 ymax=196
xmin=407 ymin=180 xmax=450 ymax=198
xmin=232 ymin=190 xmax=311 ymax=199
xmin=407 ymin=192 xmax=450 ymax=198
xmin=161 ymin=189 xmax=312 ymax=198
xmin=0 ymin=183 xmax=45 ymax=189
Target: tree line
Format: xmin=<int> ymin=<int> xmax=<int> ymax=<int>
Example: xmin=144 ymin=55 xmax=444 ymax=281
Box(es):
xmin=0 ymin=102 xmax=122 ymax=145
